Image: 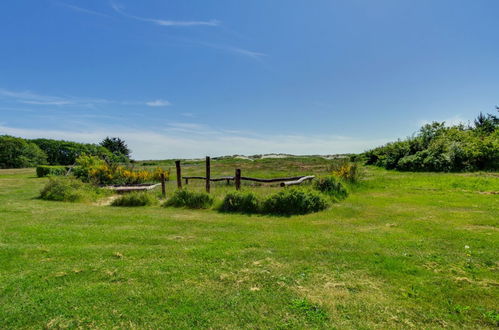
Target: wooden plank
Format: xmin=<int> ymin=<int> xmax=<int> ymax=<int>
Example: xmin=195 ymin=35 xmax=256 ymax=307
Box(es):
xmin=280 ymin=176 xmax=315 ymax=187
xmin=240 ymin=176 xmax=303 ymax=183
xmin=105 ymin=183 xmax=161 ymax=192
xmin=181 ymin=175 xmax=310 ymax=183
xmin=182 ymin=176 xmax=234 ymax=182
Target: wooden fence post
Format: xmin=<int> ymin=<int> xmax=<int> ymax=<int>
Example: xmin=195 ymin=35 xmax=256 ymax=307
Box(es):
xmin=160 ymin=173 xmax=166 ymax=198
xmin=235 ymin=168 xmax=241 ymax=190
xmin=206 ymin=156 xmax=211 ymax=193
xmin=175 ymin=160 xmax=182 ymax=189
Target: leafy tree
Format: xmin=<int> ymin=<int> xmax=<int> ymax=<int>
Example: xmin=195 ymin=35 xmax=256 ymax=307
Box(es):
xmin=0 ymin=135 xmax=47 ymax=168
xmin=474 ymin=111 xmax=499 ymax=134
xmin=100 ymin=137 xmax=131 ymax=162
xmin=31 ymin=138 xmax=113 ymax=165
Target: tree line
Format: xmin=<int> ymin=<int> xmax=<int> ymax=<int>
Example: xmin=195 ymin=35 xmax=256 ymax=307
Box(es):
xmin=0 ymin=136 xmax=131 ymax=169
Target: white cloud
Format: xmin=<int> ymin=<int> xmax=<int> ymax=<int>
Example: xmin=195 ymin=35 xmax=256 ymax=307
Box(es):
xmin=194 ymin=41 xmax=266 ymax=59
xmin=0 ymin=124 xmax=391 ymax=160
xmin=146 ymin=99 xmax=171 ymax=107
xmin=0 ymin=88 xmax=108 ymax=107
xmin=56 ymin=2 xmax=110 ymax=18
xmin=226 ymin=47 xmax=266 ymax=59
xmin=110 ymin=2 xmax=219 ymax=27
xmin=0 ymin=88 xmax=170 ymax=109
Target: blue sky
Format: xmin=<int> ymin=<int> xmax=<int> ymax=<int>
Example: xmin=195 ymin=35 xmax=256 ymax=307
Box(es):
xmin=1 ymin=0 xmax=498 ymax=159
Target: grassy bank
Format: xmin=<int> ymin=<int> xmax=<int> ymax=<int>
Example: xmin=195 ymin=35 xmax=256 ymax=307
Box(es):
xmin=0 ymin=159 xmax=498 ymax=328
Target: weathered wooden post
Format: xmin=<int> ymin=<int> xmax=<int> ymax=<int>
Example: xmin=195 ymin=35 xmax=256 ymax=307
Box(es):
xmin=235 ymin=168 xmax=241 ymax=190
xmin=160 ymin=173 xmax=166 ymax=198
xmin=175 ymin=160 xmax=182 ymax=189
xmin=206 ymin=156 xmax=211 ymax=193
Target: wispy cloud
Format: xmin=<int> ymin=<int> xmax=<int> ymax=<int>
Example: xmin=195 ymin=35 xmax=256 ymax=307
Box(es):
xmin=185 ymin=40 xmax=266 ymax=60
xmin=0 ymin=123 xmax=392 ymax=159
xmin=55 ymin=2 xmax=111 ymax=18
xmin=110 ymin=2 xmax=219 ymax=27
xmin=0 ymin=88 xmax=170 ymax=109
xmin=223 ymin=46 xmax=266 ymax=59
xmin=146 ymin=99 xmax=171 ymax=107
xmin=0 ymin=88 xmax=78 ymax=106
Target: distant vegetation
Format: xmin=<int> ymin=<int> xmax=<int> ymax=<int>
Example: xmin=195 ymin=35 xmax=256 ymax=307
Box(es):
xmin=0 ymin=136 xmax=131 ymax=169
xmin=0 ymin=136 xmax=47 ymax=168
xmin=363 ymin=110 xmax=499 ymax=172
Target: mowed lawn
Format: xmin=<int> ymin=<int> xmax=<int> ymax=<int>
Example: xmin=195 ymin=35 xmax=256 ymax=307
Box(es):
xmin=0 ymin=161 xmax=498 ymax=328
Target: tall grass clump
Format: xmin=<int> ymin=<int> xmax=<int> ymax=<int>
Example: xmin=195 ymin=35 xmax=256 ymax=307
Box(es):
xmin=219 ymin=191 xmax=260 ymax=214
xmin=164 ymin=190 xmax=214 ymax=209
xmin=111 ymin=192 xmax=157 ymax=207
xmin=314 ymin=176 xmax=348 ymax=201
xmin=40 ymin=176 xmax=107 ymax=202
xmin=262 ymin=188 xmax=329 ymax=215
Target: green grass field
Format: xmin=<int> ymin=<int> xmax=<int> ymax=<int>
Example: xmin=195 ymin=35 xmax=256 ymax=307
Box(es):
xmin=1 ymin=158 xmax=498 ymax=328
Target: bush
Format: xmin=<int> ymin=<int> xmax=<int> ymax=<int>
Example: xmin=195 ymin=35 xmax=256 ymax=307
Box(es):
xmin=0 ymin=135 xmax=47 ymax=169
xmin=73 ymin=155 xmax=169 ymax=185
xmin=36 ymin=165 xmax=68 ymax=177
xmin=111 ymin=192 xmax=157 ymax=207
xmin=219 ymin=191 xmax=260 ymax=214
xmin=313 ymin=176 xmax=348 ymax=200
xmin=262 ymin=188 xmax=329 ymax=215
xmin=165 ymin=190 xmax=214 ymax=209
xmin=331 ymin=163 xmax=360 ymax=183
xmin=40 ymin=177 xmax=107 ymax=202
xmin=363 ymin=111 xmax=499 ymax=172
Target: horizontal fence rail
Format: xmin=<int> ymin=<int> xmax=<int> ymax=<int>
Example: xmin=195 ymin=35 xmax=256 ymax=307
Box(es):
xmin=182 ymin=175 xmax=314 ymax=185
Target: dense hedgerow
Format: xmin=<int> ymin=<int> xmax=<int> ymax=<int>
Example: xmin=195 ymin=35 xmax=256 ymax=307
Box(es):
xmin=36 ymin=165 xmax=69 ymax=177
xmin=313 ymin=176 xmax=348 ymax=200
xmin=111 ymin=192 xmax=157 ymax=207
xmin=261 ymin=188 xmax=330 ymax=215
xmin=0 ymin=135 xmax=47 ymax=169
xmin=40 ymin=177 xmax=108 ymax=202
xmin=219 ymin=191 xmax=261 ymax=214
xmin=364 ymin=111 xmax=499 ymax=172
xmin=165 ymin=190 xmax=214 ymax=209
xmin=31 ymin=138 xmax=115 ymax=165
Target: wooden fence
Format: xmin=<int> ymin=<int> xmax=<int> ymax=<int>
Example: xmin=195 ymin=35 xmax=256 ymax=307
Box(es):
xmin=158 ymin=158 xmax=315 ymax=197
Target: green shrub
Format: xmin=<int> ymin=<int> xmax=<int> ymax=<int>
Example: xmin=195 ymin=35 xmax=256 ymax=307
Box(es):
xmin=364 ymin=111 xmax=499 ymax=172
xmin=219 ymin=191 xmax=260 ymax=214
xmin=40 ymin=177 xmax=107 ymax=202
xmin=164 ymin=190 xmax=214 ymax=209
xmin=36 ymin=165 xmax=69 ymax=177
xmin=262 ymin=188 xmax=329 ymax=215
xmin=111 ymin=192 xmax=157 ymax=207
xmin=314 ymin=176 xmax=348 ymax=200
